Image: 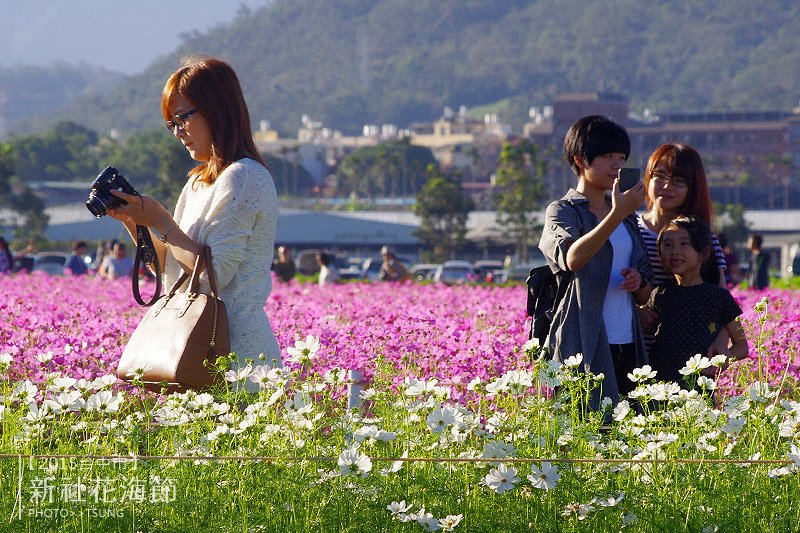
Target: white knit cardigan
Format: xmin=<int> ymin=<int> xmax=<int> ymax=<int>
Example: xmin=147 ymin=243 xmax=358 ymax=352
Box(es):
xmin=163 ymin=158 xmax=282 ymax=370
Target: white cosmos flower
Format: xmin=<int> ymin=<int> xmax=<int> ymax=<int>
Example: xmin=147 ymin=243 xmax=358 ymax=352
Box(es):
xmin=35 ymin=351 xmax=53 ymax=364
xmin=466 ymin=377 xmax=482 ymax=391
xmin=44 ymin=391 xmax=84 ymax=414
xmin=722 ymin=416 xmax=746 ymax=437
xmin=25 ymin=403 xmax=52 ymax=423
xmin=622 ymin=512 xmax=638 ymax=525
xmin=337 ymin=445 xmax=372 ymax=477
xmin=0 ymin=352 xmax=13 ymax=371
xmin=12 ymin=380 xmax=38 ymax=404
xmin=379 ymin=450 xmax=407 ymax=476
xmin=748 ymin=382 xmax=775 ymax=403
xmin=562 ymin=354 xmax=583 ymax=370
xmin=48 ymin=376 xmax=77 ymax=393
xmin=628 ymin=365 xmax=657 ymax=383
xmin=697 ymin=376 xmax=717 ymax=391
xmin=503 ymin=369 xmax=534 ymax=393
xmin=563 ymin=501 xmax=594 ymax=520
xmin=709 ymin=354 xmax=728 ymax=367
xmin=482 ymin=463 xmax=519 ymax=494
xmin=597 ymin=492 xmax=625 ymax=507
xmin=679 ymin=354 xmax=712 ymax=376
xmin=527 ymin=461 xmax=560 ymax=491
xmin=426 ymin=407 xmax=457 ymax=433
xmin=91 ymin=374 xmax=118 ymax=390
xmin=438 ymin=514 xmax=463 ymax=531
xmin=75 ymin=379 xmax=93 ymax=394
xmin=404 ymin=377 xmax=439 ymax=397
xmin=285 ymin=334 xmax=320 ymax=364
xmin=387 ymin=500 xmax=413 ymax=518
xmin=225 ymin=364 xmax=252 ymax=383
xmin=613 ymin=400 xmax=632 ymax=421
xmin=787 ymin=443 xmax=800 ymax=469
xmin=85 ymin=390 xmax=123 ymax=413
xmin=415 ymin=509 xmax=440 ymax=532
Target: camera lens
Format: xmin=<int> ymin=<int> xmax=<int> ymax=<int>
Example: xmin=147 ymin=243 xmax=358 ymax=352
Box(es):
xmin=86 ymin=193 xmax=110 ymax=218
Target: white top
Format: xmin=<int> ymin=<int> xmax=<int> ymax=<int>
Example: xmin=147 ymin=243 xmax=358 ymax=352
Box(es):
xmin=318 ymin=264 xmax=339 ymax=286
xmin=163 ymin=158 xmax=281 ymax=370
xmin=602 ymin=223 xmax=634 ymax=344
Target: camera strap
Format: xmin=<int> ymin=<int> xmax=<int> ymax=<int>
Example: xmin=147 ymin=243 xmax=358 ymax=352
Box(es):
xmin=132 ymin=224 xmax=162 ymax=306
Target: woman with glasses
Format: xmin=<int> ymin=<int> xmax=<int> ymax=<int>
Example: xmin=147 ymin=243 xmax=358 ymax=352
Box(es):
xmin=637 ymin=143 xmax=729 ymax=354
xmin=108 ymin=56 xmax=281 ymax=387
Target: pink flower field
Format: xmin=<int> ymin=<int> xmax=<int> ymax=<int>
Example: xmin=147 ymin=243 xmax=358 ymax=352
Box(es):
xmin=1 ymin=273 xmax=798 ymax=398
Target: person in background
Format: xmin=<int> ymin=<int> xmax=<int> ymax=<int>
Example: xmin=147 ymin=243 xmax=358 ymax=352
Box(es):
xmin=718 ymin=233 xmax=741 ymax=286
xmin=98 ymin=241 xmax=134 ymax=280
xmin=0 ymin=238 xmax=12 ymax=274
xmin=646 ymin=217 xmax=748 ymax=386
xmin=538 ymin=115 xmax=651 ymax=408
xmin=91 ymin=240 xmax=108 ymax=271
xmin=317 ymin=251 xmax=339 ymax=286
xmin=272 ymin=245 xmax=296 ymax=283
xmin=106 ymin=56 xmax=282 ymax=379
xmin=748 ymin=234 xmax=770 ymax=290
xmin=65 ymin=240 xmax=89 ymax=275
xmin=378 ymin=245 xmax=410 ymax=282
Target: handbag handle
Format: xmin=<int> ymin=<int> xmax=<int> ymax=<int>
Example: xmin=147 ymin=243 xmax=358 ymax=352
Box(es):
xmin=165 ymin=246 xmax=220 ymax=298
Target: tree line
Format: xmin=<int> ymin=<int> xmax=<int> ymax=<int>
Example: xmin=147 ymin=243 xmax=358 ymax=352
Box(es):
xmin=0 ymin=121 xmax=552 ymax=262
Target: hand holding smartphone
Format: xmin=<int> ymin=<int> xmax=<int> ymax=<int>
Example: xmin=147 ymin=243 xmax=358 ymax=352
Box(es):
xmin=618 ymin=168 xmax=640 ymax=192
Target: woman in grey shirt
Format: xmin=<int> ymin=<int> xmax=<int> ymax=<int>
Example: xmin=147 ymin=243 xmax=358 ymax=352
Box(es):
xmin=539 ymin=116 xmax=652 ymax=408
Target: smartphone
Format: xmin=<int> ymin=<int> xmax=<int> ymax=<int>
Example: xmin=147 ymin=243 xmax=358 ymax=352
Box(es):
xmin=618 ymin=168 xmax=640 ymax=192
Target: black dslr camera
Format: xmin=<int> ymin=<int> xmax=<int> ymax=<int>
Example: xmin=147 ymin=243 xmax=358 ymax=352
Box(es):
xmin=86 ymin=166 xmax=138 ymax=218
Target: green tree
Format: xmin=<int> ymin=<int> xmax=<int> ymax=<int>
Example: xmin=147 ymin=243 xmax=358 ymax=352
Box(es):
xmin=335 ymin=139 xmax=436 ymax=199
xmin=266 ymin=153 xmax=315 ymax=196
xmin=493 ymin=139 xmax=546 ymax=262
xmin=413 ymin=164 xmax=475 ymax=262
xmin=0 ymin=142 xmax=49 ymax=241
xmin=713 ymin=201 xmax=750 ymax=249
xmin=10 ymin=120 xmax=98 ymax=182
xmin=98 ymin=130 xmax=194 ymax=206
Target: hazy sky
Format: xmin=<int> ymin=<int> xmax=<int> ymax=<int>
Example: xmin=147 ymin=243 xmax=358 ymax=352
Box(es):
xmin=0 ymin=1 xmax=272 ymax=74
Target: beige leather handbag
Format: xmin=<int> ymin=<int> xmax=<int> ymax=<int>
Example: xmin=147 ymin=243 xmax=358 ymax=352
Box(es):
xmin=117 ymin=246 xmax=230 ymax=391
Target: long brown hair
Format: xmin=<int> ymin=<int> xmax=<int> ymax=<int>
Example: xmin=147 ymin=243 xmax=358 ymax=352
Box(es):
xmin=644 ymin=143 xmax=713 ymax=223
xmin=161 ymin=56 xmax=265 ymax=184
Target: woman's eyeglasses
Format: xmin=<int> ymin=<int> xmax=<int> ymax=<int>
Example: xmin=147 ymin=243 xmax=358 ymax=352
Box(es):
xmin=165 ymin=109 xmax=198 ymax=133
xmin=651 ymin=171 xmax=689 ymax=188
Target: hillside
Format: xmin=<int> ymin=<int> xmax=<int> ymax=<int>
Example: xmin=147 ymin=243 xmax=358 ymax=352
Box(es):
xmin=8 ymin=0 xmax=800 ymax=137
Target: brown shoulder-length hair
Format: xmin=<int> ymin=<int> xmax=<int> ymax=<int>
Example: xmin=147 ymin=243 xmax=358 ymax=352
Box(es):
xmin=161 ymin=56 xmax=266 ymax=184
xmin=644 ymin=143 xmax=713 ymax=223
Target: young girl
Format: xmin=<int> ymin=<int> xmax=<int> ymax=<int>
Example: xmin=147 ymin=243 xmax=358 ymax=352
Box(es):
xmin=539 ymin=115 xmax=652 ymax=407
xmin=646 ymin=217 xmax=748 ymax=386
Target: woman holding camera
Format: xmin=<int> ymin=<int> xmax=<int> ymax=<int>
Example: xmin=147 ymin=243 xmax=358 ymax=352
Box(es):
xmin=108 ymin=56 xmax=282 ymax=382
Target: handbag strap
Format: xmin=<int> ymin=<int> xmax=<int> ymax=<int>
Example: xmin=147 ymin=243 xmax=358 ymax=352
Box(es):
xmin=165 ymin=246 xmax=220 ymax=298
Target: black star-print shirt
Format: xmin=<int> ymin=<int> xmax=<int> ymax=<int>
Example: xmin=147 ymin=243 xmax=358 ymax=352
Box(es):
xmin=647 ymin=283 xmax=743 ymax=386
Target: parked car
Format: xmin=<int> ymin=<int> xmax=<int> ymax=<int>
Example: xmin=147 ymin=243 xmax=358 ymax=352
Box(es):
xmin=359 ymin=257 xmax=384 ymax=280
xmin=338 ymin=256 xmax=364 ymax=280
xmin=472 ymin=260 xmax=504 ymax=282
xmin=294 ymin=249 xmax=321 ymax=275
xmin=409 ymin=263 xmax=439 ymax=282
xmin=32 ymin=252 xmax=70 ymax=276
xmin=505 ymin=251 xmax=548 ymax=283
xmin=433 ymin=260 xmax=476 ymax=284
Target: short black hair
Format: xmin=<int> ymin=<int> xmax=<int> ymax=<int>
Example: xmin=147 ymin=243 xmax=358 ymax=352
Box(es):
xmin=658 ymin=216 xmax=720 ymax=284
xmin=563 ymin=115 xmax=630 ymax=176
xmin=658 ymin=216 xmax=712 ymax=255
